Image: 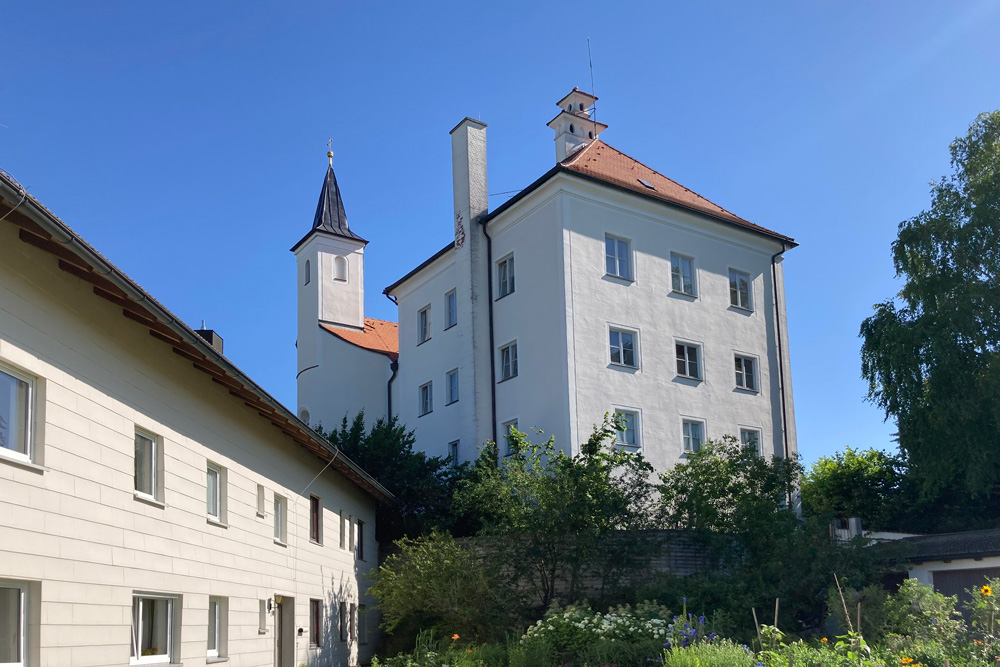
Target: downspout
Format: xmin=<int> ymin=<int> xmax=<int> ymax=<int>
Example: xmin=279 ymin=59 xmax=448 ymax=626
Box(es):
xmin=480 ymin=220 xmax=498 ymax=446
xmin=385 ymin=293 xmax=400 ymax=418
xmin=770 ymin=243 xmax=791 ymax=502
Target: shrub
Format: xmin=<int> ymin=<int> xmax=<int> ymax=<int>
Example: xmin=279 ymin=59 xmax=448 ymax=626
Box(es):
xmin=520 ymin=601 xmax=672 ymax=656
xmin=662 ymin=640 xmax=757 ymax=667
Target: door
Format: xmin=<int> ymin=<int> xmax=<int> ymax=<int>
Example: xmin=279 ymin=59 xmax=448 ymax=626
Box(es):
xmin=275 ymin=596 xmax=294 ymax=667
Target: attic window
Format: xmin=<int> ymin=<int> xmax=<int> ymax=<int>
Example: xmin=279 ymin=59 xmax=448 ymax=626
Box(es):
xmin=588 ymin=131 xmax=594 ymax=139
xmin=579 ymin=103 xmax=585 ymax=111
xmin=570 ymin=124 xmax=575 ymax=134
xmin=638 ymin=179 xmax=656 ymax=190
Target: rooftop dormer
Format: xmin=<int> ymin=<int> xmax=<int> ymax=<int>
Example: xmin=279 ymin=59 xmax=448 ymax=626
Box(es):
xmin=547 ymin=88 xmax=608 ymax=162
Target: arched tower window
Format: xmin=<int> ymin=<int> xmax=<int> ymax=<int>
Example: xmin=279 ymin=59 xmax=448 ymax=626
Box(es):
xmin=334 ymin=256 xmax=348 ymax=282
xmin=300 ymin=408 xmax=310 ymax=425
xmin=304 ymin=260 xmax=311 ymax=285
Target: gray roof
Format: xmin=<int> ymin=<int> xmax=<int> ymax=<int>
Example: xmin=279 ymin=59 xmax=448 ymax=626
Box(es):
xmin=899 ymin=528 xmax=1000 ymax=562
xmin=312 ymin=165 xmax=363 ymax=242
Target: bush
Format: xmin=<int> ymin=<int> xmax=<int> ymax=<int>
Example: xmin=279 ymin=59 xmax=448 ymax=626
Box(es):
xmin=662 ymin=640 xmax=757 ymax=667
xmin=520 ymin=601 xmax=672 ymax=655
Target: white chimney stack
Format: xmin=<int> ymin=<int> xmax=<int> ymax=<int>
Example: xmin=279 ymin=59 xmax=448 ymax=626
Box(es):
xmin=547 ymin=88 xmax=608 ymax=162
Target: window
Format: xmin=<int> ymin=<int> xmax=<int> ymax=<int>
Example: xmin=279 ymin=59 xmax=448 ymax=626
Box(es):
xmin=735 ymin=355 xmax=757 ymax=391
xmin=417 ymin=306 xmax=431 ymax=345
xmin=729 ymin=269 xmax=751 ymax=310
xmin=740 ymin=428 xmax=762 ymax=454
xmin=334 ymin=255 xmax=348 ymax=282
xmin=499 ymin=342 xmax=518 ymax=381
xmin=614 ymin=410 xmax=639 ymax=449
xmin=256 ymin=484 xmax=266 ymax=517
xmin=445 ymin=290 xmax=458 ymax=329
xmin=207 ymin=596 xmax=226 ymax=659
xmin=675 ymin=343 xmax=702 ymax=380
xmin=0 ymin=365 xmax=32 ymax=464
xmin=449 ymin=440 xmax=459 ymax=465
xmin=605 ymin=234 xmax=633 ymax=280
xmin=258 ymin=600 xmax=267 ymax=634
xmin=682 ymin=419 xmax=705 ymax=453
xmin=502 ymin=419 xmax=519 ymax=456
xmin=309 ymin=495 xmax=322 ymax=544
xmin=446 ymin=369 xmax=459 ymax=404
xmin=609 ymin=328 xmax=637 ymax=368
xmin=670 ymin=253 xmax=696 ymax=296
xmin=134 ymin=430 xmax=162 ymax=503
xmin=358 ymin=604 xmax=368 ymax=645
xmin=350 ymin=603 xmax=357 ymax=642
xmin=419 ymin=382 xmax=433 ymax=416
xmin=339 ymin=602 xmax=348 ymax=642
xmin=273 ymin=495 xmax=287 ymax=544
xmin=497 ymin=254 xmax=515 ymax=298
xmin=309 ymin=599 xmax=322 ymax=648
xmin=339 ymin=510 xmax=346 ymax=549
xmin=206 ymin=463 xmax=224 ymax=523
xmin=130 ymin=594 xmax=177 ymax=665
xmin=0 ymin=580 xmax=27 ymax=666
xmin=304 ymin=259 xmax=311 ymax=286
xmin=349 ymin=514 xmax=355 ymax=552
xmin=356 ymin=520 xmax=365 ymax=561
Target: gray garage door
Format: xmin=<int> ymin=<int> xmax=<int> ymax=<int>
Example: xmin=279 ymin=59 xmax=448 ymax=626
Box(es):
xmin=931 ymin=567 xmax=1000 ymax=615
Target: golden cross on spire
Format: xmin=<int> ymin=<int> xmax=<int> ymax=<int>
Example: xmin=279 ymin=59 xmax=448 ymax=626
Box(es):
xmin=326 ymin=138 xmax=334 ymax=167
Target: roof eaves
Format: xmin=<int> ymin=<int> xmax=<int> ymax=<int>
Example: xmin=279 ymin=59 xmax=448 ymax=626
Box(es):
xmin=290 ymin=226 xmax=369 ymax=253
xmin=0 ymin=171 xmax=396 ymax=507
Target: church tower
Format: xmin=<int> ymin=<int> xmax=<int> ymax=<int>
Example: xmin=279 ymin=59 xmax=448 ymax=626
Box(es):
xmin=291 ymin=151 xmax=367 ymax=422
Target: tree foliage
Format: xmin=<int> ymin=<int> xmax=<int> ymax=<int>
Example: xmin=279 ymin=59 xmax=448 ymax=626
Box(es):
xmin=860 ymin=110 xmax=1000 ymax=525
xmin=801 ymin=447 xmax=906 ymax=531
xmin=317 ymin=412 xmax=471 ymax=538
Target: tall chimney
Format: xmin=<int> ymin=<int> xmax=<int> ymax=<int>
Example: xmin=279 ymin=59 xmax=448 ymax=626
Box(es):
xmin=450 ymin=118 xmax=488 ymax=233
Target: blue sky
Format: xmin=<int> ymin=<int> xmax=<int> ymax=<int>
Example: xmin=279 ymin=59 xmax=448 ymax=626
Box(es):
xmin=3 ymin=1 xmax=999 ymax=466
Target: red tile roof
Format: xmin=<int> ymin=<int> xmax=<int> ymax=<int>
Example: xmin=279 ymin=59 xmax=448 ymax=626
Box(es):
xmin=321 ymin=318 xmax=399 ymax=361
xmin=560 ymin=140 xmax=794 ymax=243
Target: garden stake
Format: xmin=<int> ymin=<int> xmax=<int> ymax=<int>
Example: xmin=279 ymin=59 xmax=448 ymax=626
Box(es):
xmin=857 ymin=601 xmax=862 ymax=634
xmin=833 ymin=573 xmax=854 ymax=633
xmin=775 ymin=597 xmax=780 ymax=628
xmin=752 ymin=606 xmax=762 ymax=646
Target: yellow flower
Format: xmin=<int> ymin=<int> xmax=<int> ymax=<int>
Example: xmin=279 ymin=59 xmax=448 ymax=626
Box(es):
xmin=821 ymin=637 xmax=828 ymax=643
xmin=452 ymin=633 xmax=460 ymax=640
xmin=982 ymin=585 xmax=992 ymax=596
xmin=901 ymin=658 xmax=914 ymax=665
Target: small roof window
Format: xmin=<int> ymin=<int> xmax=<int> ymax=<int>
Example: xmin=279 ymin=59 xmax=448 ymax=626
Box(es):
xmin=638 ymin=179 xmax=656 ymax=190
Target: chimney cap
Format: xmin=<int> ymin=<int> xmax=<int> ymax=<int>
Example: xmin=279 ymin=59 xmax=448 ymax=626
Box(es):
xmin=449 ymin=116 xmax=488 ymax=135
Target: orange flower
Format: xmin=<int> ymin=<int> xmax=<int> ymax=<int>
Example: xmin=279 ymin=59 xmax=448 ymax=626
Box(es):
xmin=467 ymin=649 xmax=473 ymax=653
xmin=901 ymin=659 xmax=914 ymax=665
xmin=452 ymin=633 xmax=460 ymax=640
xmin=821 ymin=637 xmax=828 ymax=643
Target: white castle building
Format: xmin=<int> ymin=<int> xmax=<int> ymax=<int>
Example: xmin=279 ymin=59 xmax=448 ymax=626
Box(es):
xmin=295 ymin=89 xmax=798 ymax=473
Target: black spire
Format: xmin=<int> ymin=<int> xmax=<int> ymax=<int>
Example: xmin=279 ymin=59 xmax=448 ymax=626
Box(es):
xmin=311 ymin=164 xmax=363 ymax=241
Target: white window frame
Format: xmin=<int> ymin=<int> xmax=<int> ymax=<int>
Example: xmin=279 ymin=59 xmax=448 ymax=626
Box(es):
xmin=206 ymin=463 xmax=222 ymax=523
xmin=418 ymin=382 xmax=433 ymax=416
xmin=339 ymin=601 xmax=348 ymax=642
xmin=0 ymin=579 xmax=27 ymax=667
xmin=133 ymin=428 xmax=163 ymax=504
xmin=444 ymin=290 xmax=458 ymax=329
xmin=309 ymin=599 xmax=323 ymax=648
xmin=339 ymin=510 xmax=346 ymax=549
xmin=670 ymin=252 xmax=696 ymax=296
xmin=256 ymin=484 xmax=266 ymax=518
xmin=448 ymin=440 xmax=460 ymax=465
xmin=613 ymin=409 xmax=641 ymax=450
xmin=497 ymin=254 xmax=515 ymax=298
xmin=740 ymin=427 xmax=762 ymax=455
xmin=417 ymin=306 xmax=431 ymax=345
xmin=728 ymin=268 xmax=752 ymax=310
xmin=675 ymin=340 xmax=703 ymax=381
xmin=681 ymin=418 xmax=706 ymax=454
xmin=499 ymin=341 xmax=518 ymax=382
xmin=734 ymin=353 xmax=759 ymax=392
xmin=309 ymin=495 xmax=323 ymax=545
xmin=0 ymin=363 xmax=34 ymax=465
xmin=356 ymin=519 xmax=365 ymax=561
xmin=206 ymin=596 xmax=226 ymax=659
xmin=258 ymin=600 xmax=267 ymax=635
xmin=502 ymin=419 xmax=519 ymax=456
xmin=604 ymin=233 xmax=634 ymax=281
xmin=130 ymin=593 xmax=177 ymax=666
xmin=609 ymin=326 xmax=639 ymax=369
xmin=273 ymin=495 xmax=287 ymax=545
xmin=445 ymin=369 xmax=459 ymax=405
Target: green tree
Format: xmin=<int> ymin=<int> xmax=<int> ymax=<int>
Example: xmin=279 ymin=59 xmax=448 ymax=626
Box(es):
xmin=801 ymin=447 xmax=906 ymax=531
xmin=457 ymin=415 xmax=657 ymax=610
xmin=860 ymin=110 xmax=1000 ymax=529
xmin=317 ymin=412 xmax=470 ymax=538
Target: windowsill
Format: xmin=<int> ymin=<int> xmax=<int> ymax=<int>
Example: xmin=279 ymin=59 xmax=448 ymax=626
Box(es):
xmin=130 ymin=662 xmax=181 ymax=667
xmin=728 ymin=304 xmax=754 ymax=314
xmin=495 ymin=292 xmax=514 ymax=302
xmin=256 ymin=511 xmax=266 ymax=519
xmin=258 ymin=629 xmax=267 ymax=635
xmin=444 ymin=323 xmax=457 ymax=331
xmin=207 ymin=517 xmax=228 ymax=529
xmin=734 ymin=386 xmax=759 ymax=395
xmin=497 ymin=375 xmax=517 ymax=384
xmin=273 ymin=538 xmax=287 ymax=547
xmin=134 ymin=491 xmax=166 ymax=509
xmin=0 ymin=453 xmax=47 ymax=474
xmin=675 ymin=374 xmax=702 ymax=383
xmin=609 ymin=362 xmax=639 ymax=371
xmin=603 ymin=273 xmax=634 ymax=284
xmin=418 ymin=410 xmax=432 ymax=418
xmin=445 ymin=399 xmax=459 ymax=406
xmin=310 ymin=539 xmax=323 ymax=547
xmin=416 ymin=338 xmax=431 ymax=346
xmin=207 ymin=658 xmax=229 ymax=664
xmin=670 ymin=289 xmax=697 ymax=299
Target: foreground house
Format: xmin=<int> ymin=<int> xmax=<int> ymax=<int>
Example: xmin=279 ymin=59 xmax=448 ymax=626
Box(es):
xmin=296 ymin=89 xmax=799 ymax=472
xmin=0 ymin=170 xmax=391 ymax=666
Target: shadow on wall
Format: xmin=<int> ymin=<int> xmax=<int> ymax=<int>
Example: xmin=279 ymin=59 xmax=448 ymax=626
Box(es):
xmin=303 ymin=571 xmax=370 ymax=667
